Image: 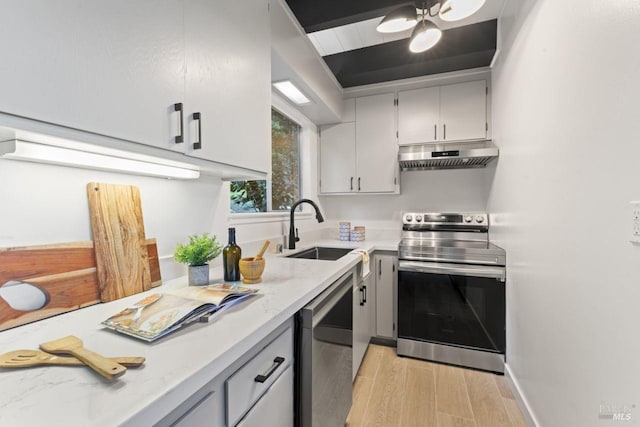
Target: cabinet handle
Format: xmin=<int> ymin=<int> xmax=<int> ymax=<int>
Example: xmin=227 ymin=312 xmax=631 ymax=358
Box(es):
xmin=434 ymin=124 xmax=437 ymax=140
xmin=363 ymin=285 xmax=367 ymax=303
xmin=350 ymin=177 xmax=354 ymax=191
xmin=443 ymin=123 xmax=447 ymax=140
xmin=358 ymin=177 xmax=361 ymax=191
xmin=379 ymin=259 xmax=382 ymax=278
xmin=254 ymin=357 xmax=285 ymax=383
xmin=359 ymin=287 xmax=364 ymax=306
xmin=193 ymin=112 xmax=202 ymax=150
xmin=174 ymin=103 xmax=184 ymax=144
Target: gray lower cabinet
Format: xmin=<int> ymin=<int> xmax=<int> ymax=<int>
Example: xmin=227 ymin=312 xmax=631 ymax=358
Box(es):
xmin=375 ymin=254 xmax=397 ymax=339
xmin=226 ymin=326 xmax=293 ymax=426
xmin=158 ymin=320 xmax=294 ymax=427
xmin=236 ymin=366 xmax=294 ymax=427
xmin=172 ymin=388 xmax=219 ymax=427
xmin=353 ymin=271 xmax=374 ymax=379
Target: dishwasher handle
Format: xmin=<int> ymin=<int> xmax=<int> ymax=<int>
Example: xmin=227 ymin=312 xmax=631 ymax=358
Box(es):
xmin=398 ymin=260 xmax=506 ymax=282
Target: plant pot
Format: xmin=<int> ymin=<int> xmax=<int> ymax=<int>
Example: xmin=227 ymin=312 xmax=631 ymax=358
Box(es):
xmin=188 ymin=264 xmax=210 ymax=286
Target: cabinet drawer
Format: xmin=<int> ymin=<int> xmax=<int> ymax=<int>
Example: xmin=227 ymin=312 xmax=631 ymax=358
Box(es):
xmin=236 ymin=366 xmax=294 ymax=427
xmin=225 ymin=326 xmax=293 ymax=426
xmin=172 ymin=390 xmax=217 ymax=427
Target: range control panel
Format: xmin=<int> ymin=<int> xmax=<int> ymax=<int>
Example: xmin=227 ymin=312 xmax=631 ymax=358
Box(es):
xmin=402 ymin=212 xmax=489 ymax=228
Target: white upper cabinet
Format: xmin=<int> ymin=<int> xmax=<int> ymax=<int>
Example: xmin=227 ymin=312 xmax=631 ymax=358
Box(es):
xmin=0 ymin=0 xmax=271 ymax=173
xmin=0 ymin=0 xmax=185 ymax=152
xmin=440 ymin=80 xmax=487 ymax=142
xmin=184 ymin=0 xmax=270 ymax=172
xmin=355 ymin=93 xmax=397 ymax=193
xmin=398 ymin=80 xmax=487 ymax=144
xmin=398 ymin=87 xmax=440 ymax=144
xmin=319 ymin=95 xmax=398 ymax=195
xmin=319 ymin=122 xmax=356 ymax=194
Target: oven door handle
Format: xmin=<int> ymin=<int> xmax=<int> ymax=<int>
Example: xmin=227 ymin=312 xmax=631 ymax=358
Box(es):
xmin=398 ymin=260 xmax=506 ymax=282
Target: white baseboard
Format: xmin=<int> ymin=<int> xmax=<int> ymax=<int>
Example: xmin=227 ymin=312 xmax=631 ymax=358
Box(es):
xmin=504 ymin=363 xmax=540 ymax=427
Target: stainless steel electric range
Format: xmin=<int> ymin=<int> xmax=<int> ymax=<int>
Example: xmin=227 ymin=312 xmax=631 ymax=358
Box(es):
xmin=397 ymin=212 xmax=507 ymax=373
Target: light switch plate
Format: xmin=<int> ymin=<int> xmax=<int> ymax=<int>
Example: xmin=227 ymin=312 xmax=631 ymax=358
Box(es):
xmin=630 ymin=201 xmax=640 ymax=243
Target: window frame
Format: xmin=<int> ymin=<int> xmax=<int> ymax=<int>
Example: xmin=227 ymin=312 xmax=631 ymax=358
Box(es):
xmin=269 ymin=107 xmax=302 ymax=212
xmin=229 ymin=92 xmax=315 ymax=224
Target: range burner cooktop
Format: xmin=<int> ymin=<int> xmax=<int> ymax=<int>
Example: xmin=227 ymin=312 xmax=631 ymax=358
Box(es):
xmin=398 ymin=212 xmax=505 ymax=266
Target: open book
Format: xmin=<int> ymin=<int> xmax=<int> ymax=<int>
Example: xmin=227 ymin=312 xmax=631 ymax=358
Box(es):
xmin=102 ymin=284 xmax=258 ymax=342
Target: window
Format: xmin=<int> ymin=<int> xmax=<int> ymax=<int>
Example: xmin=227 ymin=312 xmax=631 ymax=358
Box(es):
xmin=230 ymin=108 xmax=301 ymax=213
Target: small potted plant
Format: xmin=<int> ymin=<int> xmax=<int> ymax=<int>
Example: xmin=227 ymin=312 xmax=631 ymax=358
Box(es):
xmin=174 ymin=233 xmax=222 ymax=286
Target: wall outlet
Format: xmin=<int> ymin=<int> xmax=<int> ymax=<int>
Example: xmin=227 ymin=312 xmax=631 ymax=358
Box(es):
xmin=631 ymin=201 xmax=640 ymax=243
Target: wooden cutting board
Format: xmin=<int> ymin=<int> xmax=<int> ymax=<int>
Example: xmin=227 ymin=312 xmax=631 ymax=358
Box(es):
xmin=0 ymin=240 xmax=162 ymax=332
xmin=87 ymin=183 xmax=152 ymax=302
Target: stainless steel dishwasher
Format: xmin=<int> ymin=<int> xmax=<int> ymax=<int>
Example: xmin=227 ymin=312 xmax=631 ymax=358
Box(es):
xmin=296 ymin=271 xmax=353 ymax=427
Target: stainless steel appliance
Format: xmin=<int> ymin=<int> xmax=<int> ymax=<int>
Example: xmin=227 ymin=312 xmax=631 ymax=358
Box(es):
xmin=297 ymin=271 xmax=353 ymax=427
xmin=397 ymin=212 xmax=506 ymax=373
xmin=398 ymin=140 xmax=498 ymax=171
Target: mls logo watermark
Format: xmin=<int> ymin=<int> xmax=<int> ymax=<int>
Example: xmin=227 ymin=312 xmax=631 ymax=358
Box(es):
xmin=599 ymin=402 xmax=635 ymax=422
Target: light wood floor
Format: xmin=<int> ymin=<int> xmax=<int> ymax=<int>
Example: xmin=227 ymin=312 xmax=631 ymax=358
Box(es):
xmin=346 ymin=344 xmax=528 ymax=427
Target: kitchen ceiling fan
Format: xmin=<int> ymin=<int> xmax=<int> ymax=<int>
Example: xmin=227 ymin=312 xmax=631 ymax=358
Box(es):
xmin=376 ymin=0 xmax=486 ymax=53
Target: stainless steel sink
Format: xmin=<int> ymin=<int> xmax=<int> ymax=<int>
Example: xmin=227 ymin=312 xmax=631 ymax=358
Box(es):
xmin=286 ymin=246 xmax=353 ymax=261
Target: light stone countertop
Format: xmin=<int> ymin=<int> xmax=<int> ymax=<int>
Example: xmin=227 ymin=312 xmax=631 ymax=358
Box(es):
xmin=0 ymin=238 xmax=398 ymax=427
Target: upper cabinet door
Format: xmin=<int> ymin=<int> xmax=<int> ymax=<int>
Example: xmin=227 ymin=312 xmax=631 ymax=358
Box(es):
xmin=439 ymin=80 xmax=487 ymax=141
xmin=0 ymin=1 xmax=185 ymax=151
xmin=355 ymin=93 xmax=397 ymax=193
xmin=398 ymin=87 xmax=440 ymax=145
xmin=184 ymin=0 xmax=271 ymax=173
xmin=319 ymin=122 xmax=356 ymax=194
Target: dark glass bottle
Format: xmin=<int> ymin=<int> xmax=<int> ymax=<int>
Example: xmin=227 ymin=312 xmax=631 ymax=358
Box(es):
xmin=223 ymin=227 xmax=241 ymax=281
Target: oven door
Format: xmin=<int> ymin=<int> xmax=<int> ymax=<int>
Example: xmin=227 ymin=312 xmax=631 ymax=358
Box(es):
xmin=397 ymin=260 xmax=505 ymax=372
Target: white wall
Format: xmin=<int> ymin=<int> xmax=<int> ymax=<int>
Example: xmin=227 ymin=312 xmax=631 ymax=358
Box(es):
xmin=226 ymin=91 xmax=327 ymax=254
xmin=321 ymin=167 xmax=494 ymax=226
xmin=321 ymin=70 xmax=495 ymax=228
xmin=0 ymin=159 xmax=226 ymax=280
xmin=0 ymin=91 xmax=324 ymax=284
xmin=489 ymin=0 xmax=640 ymax=425
xmin=270 ymin=0 xmax=343 ymax=124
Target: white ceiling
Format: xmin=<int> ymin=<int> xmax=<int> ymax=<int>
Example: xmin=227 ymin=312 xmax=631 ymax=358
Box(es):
xmin=307 ymin=0 xmax=505 ymax=56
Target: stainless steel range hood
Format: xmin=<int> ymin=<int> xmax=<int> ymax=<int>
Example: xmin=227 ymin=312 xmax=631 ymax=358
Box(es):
xmin=399 ymin=140 xmax=499 ymax=171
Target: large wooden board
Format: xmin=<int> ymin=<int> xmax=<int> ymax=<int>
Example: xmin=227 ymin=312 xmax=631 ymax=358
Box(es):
xmin=0 ymin=242 xmax=98 ymax=332
xmin=87 ymin=183 xmax=151 ymax=302
xmin=0 ymin=240 xmax=162 ymax=332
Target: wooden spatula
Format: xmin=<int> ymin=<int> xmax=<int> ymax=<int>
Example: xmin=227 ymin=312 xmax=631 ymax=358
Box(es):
xmin=0 ymin=349 xmax=145 ymax=368
xmin=40 ymin=335 xmax=127 ymax=380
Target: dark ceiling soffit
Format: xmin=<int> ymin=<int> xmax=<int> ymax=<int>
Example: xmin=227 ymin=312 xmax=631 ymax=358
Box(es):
xmin=331 ymin=50 xmax=496 ymax=87
xmin=285 ymin=0 xmax=413 ymax=33
xmin=323 ymin=20 xmax=497 ymax=88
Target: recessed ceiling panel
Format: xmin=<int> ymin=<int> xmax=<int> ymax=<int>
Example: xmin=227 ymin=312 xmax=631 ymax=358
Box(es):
xmin=324 ymin=20 xmax=497 ymax=87
xmin=284 ymin=0 xmax=502 ymax=88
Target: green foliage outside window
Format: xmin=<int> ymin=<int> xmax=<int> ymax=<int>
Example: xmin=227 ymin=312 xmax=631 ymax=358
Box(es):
xmin=271 ymin=109 xmax=300 ymax=210
xmin=230 ymin=180 xmax=267 ymax=212
xmin=230 ymin=109 xmax=300 ymax=213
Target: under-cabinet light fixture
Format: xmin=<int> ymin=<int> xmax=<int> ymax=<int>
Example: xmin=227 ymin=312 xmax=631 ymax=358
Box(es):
xmin=272 ymin=80 xmax=311 ymax=105
xmin=0 ymin=139 xmax=200 ymax=180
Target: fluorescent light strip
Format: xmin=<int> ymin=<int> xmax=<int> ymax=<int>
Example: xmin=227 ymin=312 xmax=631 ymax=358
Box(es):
xmin=272 ymin=81 xmax=311 ymax=105
xmin=0 ymin=140 xmax=200 ymax=180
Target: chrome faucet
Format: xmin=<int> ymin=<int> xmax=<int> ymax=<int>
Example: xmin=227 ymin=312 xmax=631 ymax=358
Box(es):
xmin=288 ymin=199 xmax=324 ymax=250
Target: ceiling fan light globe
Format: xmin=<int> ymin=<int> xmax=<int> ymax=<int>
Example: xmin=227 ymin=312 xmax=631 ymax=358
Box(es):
xmin=376 ymin=5 xmax=418 ymax=33
xmin=409 ymin=22 xmax=442 ymax=53
xmin=439 ymin=0 xmax=486 ymax=22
